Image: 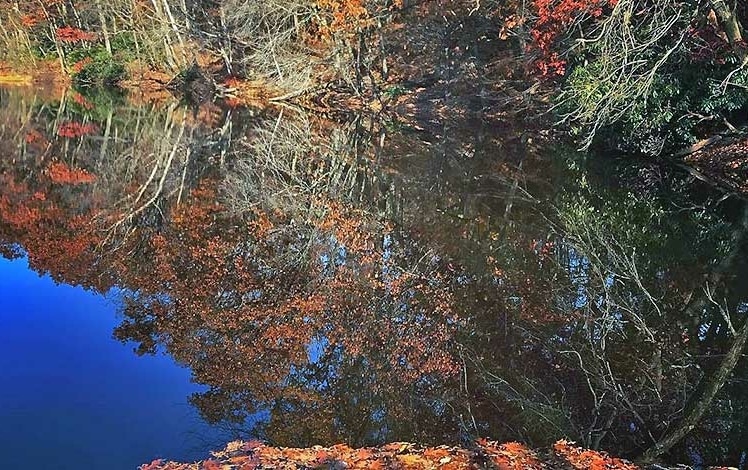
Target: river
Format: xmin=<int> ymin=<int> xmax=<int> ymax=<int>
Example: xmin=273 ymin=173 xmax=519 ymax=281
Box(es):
xmin=0 ymin=85 xmax=746 ymax=468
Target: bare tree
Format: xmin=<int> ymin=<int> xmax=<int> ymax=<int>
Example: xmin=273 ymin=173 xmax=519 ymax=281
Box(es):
xmin=555 ymin=0 xmax=692 ymax=150
xmin=224 ymin=0 xmax=321 ymax=91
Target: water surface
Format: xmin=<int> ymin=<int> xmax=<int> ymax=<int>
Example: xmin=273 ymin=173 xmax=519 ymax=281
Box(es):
xmin=0 ymin=257 xmax=239 ymax=469
xmin=1 ymin=85 xmax=746 ymax=467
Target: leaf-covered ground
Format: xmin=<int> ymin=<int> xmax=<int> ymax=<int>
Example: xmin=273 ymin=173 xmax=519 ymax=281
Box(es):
xmin=140 ymin=440 xmax=647 ymax=470
xmin=684 ymin=136 xmax=748 ymax=195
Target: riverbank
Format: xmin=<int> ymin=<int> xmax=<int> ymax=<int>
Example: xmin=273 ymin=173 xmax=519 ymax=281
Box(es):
xmin=140 ymin=439 xmax=743 ymax=469
xmin=5 ymin=58 xmax=747 ymax=203
xmin=140 ymin=439 xmax=643 ymax=470
xmin=681 ymin=135 xmax=748 ymax=197
xmin=0 ymin=61 xmax=69 ymax=94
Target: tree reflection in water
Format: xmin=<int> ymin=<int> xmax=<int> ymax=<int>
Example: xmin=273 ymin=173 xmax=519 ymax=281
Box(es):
xmin=0 ymin=87 xmax=746 ymax=466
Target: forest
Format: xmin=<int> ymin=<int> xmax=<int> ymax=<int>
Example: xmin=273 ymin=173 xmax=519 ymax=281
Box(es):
xmin=1 ymin=0 xmax=746 ymax=153
xmin=0 ymin=0 xmax=747 ymax=469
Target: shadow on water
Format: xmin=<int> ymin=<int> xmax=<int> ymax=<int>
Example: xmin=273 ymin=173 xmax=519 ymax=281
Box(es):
xmin=1 ymin=85 xmax=747 ymax=467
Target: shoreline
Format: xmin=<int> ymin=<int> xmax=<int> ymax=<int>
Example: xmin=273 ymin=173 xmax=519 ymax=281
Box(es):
xmin=3 ymin=62 xmax=747 ymax=202
xmin=139 ymin=439 xmax=643 ymax=470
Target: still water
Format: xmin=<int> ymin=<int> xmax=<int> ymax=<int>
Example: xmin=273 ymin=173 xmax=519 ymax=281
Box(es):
xmin=0 ymin=86 xmax=746 ymax=468
xmin=0 ymin=257 xmax=243 ymax=469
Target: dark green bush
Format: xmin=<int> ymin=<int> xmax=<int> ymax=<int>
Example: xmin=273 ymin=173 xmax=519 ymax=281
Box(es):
xmin=598 ymin=61 xmax=748 ymax=156
xmin=69 ymin=47 xmax=127 ymax=88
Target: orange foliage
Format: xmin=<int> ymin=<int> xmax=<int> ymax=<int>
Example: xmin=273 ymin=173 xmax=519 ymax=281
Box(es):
xmin=71 ymin=92 xmax=94 ymax=110
xmin=222 ymin=76 xmax=243 ymax=89
xmin=478 ymin=440 xmax=545 ymax=469
xmin=315 ymin=0 xmax=375 ymax=37
xmin=0 ymin=195 xmax=42 ymax=229
xmin=55 ymin=26 xmax=97 ymax=43
xmin=0 ymin=173 xmax=105 ymax=288
xmin=57 ymin=121 xmax=98 ymax=138
xmin=46 ymin=161 xmax=97 ymax=185
xmin=529 ymin=0 xmax=617 ymax=76
xmin=71 ymin=58 xmax=93 ymax=74
xmin=24 ymin=129 xmax=44 ymax=144
xmin=140 ymin=439 xmax=641 ymax=469
xmin=20 ymin=14 xmax=42 ymax=28
xmin=554 ymin=440 xmax=639 ymax=470
xmin=318 ymin=202 xmax=374 ymax=252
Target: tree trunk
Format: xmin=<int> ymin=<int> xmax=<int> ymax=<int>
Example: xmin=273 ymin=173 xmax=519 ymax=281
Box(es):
xmin=97 ymin=2 xmax=113 ymax=54
xmin=160 ymin=0 xmax=186 ymax=64
xmin=711 ymin=0 xmax=743 ymax=45
xmin=638 ymin=318 xmax=748 ymax=463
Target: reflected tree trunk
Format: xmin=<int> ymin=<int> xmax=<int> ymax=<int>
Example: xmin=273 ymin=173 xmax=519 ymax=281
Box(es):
xmin=710 ymin=0 xmax=743 ymax=45
xmin=639 ymin=318 xmax=748 ymax=463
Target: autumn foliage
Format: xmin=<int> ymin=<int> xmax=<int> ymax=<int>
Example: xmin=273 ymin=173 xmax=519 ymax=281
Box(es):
xmin=55 ymin=26 xmax=97 ymax=43
xmin=46 ymin=161 xmax=97 ymax=185
xmin=529 ymin=0 xmax=617 ymax=76
xmin=0 ymin=172 xmax=105 ymax=287
xmin=140 ymin=439 xmax=641 ymax=470
xmin=553 ymin=441 xmax=639 ymax=470
xmin=57 ymin=121 xmax=98 ymax=138
xmin=317 ymin=0 xmax=372 ymax=34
